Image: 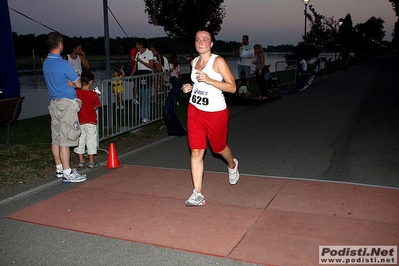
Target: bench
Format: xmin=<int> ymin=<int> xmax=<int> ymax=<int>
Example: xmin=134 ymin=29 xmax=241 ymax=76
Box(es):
xmin=0 ymin=97 xmax=25 ymax=145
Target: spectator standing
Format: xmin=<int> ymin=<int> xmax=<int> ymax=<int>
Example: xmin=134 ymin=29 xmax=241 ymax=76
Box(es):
xmin=43 ymin=32 xmax=87 ymax=183
xmin=252 ymin=44 xmax=267 ymax=100
xmin=130 ymin=38 xmax=154 ymax=123
xmin=341 ymin=48 xmax=350 ymax=70
xmin=150 ymin=42 xmax=164 ymax=102
xmin=129 ymin=45 xmax=139 ymax=104
xmin=297 ymin=56 xmax=307 ymax=75
xmin=65 ymin=41 xmax=90 ymax=76
xmin=73 ymin=70 xmax=101 ymax=169
xmin=234 ymin=35 xmax=254 ymax=79
xmin=181 ymin=28 xmax=240 ymax=207
xmin=163 ymin=54 xmax=186 ymax=136
xmin=112 ymin=66 xmax=125 ymax=109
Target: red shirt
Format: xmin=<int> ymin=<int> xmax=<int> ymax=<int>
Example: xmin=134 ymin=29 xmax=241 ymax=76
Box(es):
xmin=130 ymin=47 xmax=138 ymax=69
xmin=76 ymin=89 xmax=100 ymax=125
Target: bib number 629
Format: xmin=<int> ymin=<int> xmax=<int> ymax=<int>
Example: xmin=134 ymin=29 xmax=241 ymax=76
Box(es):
xmin=192 ymin=95 xmax=209 ymax=106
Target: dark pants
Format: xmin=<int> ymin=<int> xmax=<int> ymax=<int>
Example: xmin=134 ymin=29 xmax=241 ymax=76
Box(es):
xmin=162 ymin=77 xmax=186 ymax=136
xmin=255 ymin=69 xmax=267 ymax=97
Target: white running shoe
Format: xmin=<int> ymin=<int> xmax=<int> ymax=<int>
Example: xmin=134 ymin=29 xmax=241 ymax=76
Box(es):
xmin=62 ymin=169 xmax=87 ymax=183
xmin=228 ymin=158 xmax=239 ymax=185
xmin=71 ymin=168 xmax=86 ymax=178
xmin=55 ymin=169 xmax=63 ymax=178
xmin=185 ymin=189 xmax=206 ymax=207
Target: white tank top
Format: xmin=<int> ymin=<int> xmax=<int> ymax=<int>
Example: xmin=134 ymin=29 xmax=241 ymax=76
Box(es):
xmin=189 ymin=54 xmax=226 ymax=112
xmin=67 ymin=54 xmax=82 ymax=75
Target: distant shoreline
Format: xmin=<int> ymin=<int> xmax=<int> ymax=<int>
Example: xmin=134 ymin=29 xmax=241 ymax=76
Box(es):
xmin=15 ymin=51 xmax=293 ymax=66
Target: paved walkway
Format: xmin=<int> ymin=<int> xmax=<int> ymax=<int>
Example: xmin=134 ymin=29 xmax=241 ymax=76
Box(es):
xmin=1 ymin=56 xmax=399 ymax=266
xmin=6 ymin=166 xmax=399 ymax=265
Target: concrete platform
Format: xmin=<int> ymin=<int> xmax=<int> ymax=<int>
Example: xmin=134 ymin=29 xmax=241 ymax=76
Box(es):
xmin=7 ymin=166 xmax=399 ymax=266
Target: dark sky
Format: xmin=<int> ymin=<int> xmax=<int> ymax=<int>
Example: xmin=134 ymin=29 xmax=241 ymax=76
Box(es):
xmin=8 ymin=0 xmax=396 ymax=46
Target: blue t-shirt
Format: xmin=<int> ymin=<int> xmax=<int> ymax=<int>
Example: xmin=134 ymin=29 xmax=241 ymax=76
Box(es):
xmin=43 ymin=54 xmax=80 ymax=100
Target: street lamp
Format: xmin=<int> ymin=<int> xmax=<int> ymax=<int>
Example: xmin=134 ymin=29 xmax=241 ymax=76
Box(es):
xmin=302 ymin=0 xmax=310 ymax=60
xmin=338 ymin=18 xmax=344 ymax=27
xmin=335 ymin=18 xmax=344 ymax=60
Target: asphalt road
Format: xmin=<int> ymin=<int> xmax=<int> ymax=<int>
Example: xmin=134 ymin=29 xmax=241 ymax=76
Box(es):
xmin=120 ymin=55 xmax=399 ymax=188
xmin=1 ymin=55 xmax=398 ymax=266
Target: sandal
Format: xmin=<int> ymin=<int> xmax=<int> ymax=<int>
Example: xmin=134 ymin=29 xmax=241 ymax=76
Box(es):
xmin=88 ymin=162 xmax=100 ymax=169
xmin=77 ymin=161 xmax=87 ymax=168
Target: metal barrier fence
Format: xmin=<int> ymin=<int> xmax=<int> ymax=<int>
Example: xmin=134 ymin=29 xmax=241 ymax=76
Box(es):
xmin=274 ymin=60 xmax=297 ymax=87
xmin=95 ymin=72 xmax=171 ymax=142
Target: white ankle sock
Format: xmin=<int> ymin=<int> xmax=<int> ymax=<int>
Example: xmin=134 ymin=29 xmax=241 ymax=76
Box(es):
xmin=63 ymin=168 xmax=71 ymax=176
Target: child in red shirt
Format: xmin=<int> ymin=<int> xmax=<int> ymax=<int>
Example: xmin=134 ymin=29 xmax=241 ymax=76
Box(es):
xmin=74 ymin=70 xmax=101 ymax=168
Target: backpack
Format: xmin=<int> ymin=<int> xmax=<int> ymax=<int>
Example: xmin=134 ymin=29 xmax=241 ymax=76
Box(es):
xmin=162 ymin=56 xmax=169 ymax=72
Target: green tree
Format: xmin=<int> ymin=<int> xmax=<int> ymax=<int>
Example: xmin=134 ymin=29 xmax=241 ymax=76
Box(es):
xmin=337 ymin=14 xmax=354 ymax=50
xmin=143 ymin=0 xmax=226 ymax=56
xmin=294 ymin=5 xmax=342 ymax=60
xmin=353 ymin=16 xmax=386 ymax=58
xmin=389 ymin=0 xmax=399 ymax=16
xmin=393 ymin=20 xmax=399 ymax=52
xmin=305 ymin=5 xmax=335 ymax=49
xmin=285 ymin=5 xmax=332 ymax=61
xmin=389 ymin=0 xmax=399 ymax=51
xmin=285 ymin=42 xmax=319 ymax=62
xmin=356 ymin=16 xmax=385 ymax=42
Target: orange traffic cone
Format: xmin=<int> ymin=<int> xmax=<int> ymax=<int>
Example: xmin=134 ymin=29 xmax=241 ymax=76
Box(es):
xmin=105 ymin=142 xmax=122 ymax=168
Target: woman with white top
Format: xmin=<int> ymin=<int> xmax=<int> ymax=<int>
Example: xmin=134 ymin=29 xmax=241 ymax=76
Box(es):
xmin=131 ymin=38 xmax=154 ymax=123
xmin=181 ymin=29 xmax=240 ymax=207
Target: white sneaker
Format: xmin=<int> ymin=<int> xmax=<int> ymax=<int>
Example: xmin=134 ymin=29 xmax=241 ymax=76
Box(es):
xmin=62 ymin=169 xmax=87 ymax=183
xmin=71 ymin=168 xmax=86 ymax=178
xmin=185 ymin=189 xmax=206 ymax=207
xmin=55 ymin=169 xmax=63 ymax=178
xmin=228 ymin=158 xmax=239 ymax=185
xmin=142 ymin=118 xmax=149 ymax=123
xmin=134 ymin=99 xmax=139 ymax=105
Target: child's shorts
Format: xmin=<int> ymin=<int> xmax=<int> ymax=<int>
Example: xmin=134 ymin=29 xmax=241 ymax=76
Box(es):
xmin=238 ymin=86 xmax=248 ymax=94
xmin=187 ymin=104 xmax=228 ymax=153
xmin=74 ymin=123 xmax=98 ymax=155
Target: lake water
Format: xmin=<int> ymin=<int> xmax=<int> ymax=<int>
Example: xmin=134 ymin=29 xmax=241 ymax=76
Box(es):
xmin=17 ymin=53 xmax=335 ymax=119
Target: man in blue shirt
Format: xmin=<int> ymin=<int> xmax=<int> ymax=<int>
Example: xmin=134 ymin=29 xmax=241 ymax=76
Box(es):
xmin=43 ymin=31 xmax=87 ymax=183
